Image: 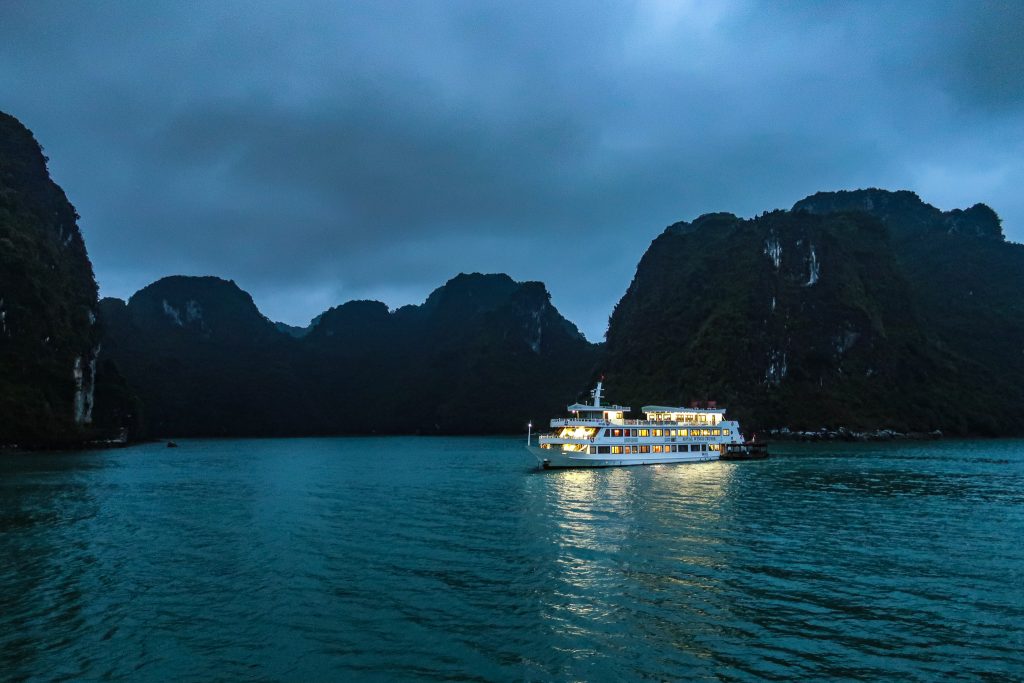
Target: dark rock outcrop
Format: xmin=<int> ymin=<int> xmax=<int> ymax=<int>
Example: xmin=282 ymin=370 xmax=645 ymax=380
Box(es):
xmin=0 ymin=111 xmax=132 ymax=445
xmin=101 ymin=272 xmax=600 ymax=436
xmin=99 ymin=277 xmax=311 ymax=437
xmin=603 ymin=191 xmax=1024 ymax=436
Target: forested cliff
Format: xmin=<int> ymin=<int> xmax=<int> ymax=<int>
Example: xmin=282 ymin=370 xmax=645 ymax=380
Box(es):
xmin=603 ymin=191 xmax=1024 ymax=435
xmin=0 ymin=112 xmax=134 ymax=446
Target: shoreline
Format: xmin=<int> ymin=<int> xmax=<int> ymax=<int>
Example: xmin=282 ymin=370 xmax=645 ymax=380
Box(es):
xmin=765 ymin=427 xmax=945 ymax=442
xmin=9 ymin=428 xmax=1024 ymax=454
xmin=0 ymin=431 xmax=133 ymax=453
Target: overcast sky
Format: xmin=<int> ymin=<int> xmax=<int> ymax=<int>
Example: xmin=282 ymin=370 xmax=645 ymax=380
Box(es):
xmin=2 ymin=1 xmax=1022 ymax=340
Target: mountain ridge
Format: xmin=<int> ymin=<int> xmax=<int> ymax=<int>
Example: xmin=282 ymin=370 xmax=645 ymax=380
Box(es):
xmin=100 ymin=271 xmax=600 ymax=436
xmin=5 ymin=110 xmax=1024 ymax=443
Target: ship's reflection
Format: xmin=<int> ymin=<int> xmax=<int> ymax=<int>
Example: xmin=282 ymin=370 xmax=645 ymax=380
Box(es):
xmin=540 ymin=462 xmax=736 ymax=524
xmin=542 ymin=464 xmax=739 ymax=573
xmin=530 ymin=462 xmax=739 ymax=629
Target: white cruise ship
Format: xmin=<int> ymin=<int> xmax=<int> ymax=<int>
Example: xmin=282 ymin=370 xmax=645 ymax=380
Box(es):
xmin=527 ymin=381 xmax=745 ymax=468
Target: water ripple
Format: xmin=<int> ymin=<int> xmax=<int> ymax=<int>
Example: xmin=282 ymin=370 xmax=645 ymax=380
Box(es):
xmin=1 ymin=438 xmax=1023 ymax=680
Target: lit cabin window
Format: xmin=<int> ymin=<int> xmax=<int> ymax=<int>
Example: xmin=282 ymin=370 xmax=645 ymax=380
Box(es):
xmin=652 ymin=445 xmax=662 ymax=453
xmin=639 ymin=429 xmax=650 ymax=437
xmin=679 ymin=429 xmax=689 ymax=437
xmin=639 ymin=445 xmax=650 ymax=453
xmin=612 ymin=429 xmax=622 ymax=437
xmin=653 ymin=429 xmax=663 ymax=437
xmin=611 ymin=446 xmax=623 ymax=454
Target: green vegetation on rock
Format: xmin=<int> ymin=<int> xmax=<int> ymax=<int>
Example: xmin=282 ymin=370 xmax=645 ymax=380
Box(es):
xmin=603 ymin=192 xmax=1024 ymax=435
xmin=0 ymin=111 xmax=134 ymax=446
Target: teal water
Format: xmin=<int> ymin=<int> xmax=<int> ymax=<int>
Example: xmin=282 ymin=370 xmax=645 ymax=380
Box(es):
xmin=1 ymin=438 xmax=1023 ymax=681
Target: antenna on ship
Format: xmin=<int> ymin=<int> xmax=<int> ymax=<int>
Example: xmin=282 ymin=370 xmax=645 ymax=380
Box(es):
xmin=526 ymin=421 xmax=532 ymax=446
xmin=592 ymin=375 xmax=604 ymax=408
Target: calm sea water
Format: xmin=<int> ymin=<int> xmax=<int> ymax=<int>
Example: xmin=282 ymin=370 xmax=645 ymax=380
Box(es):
xmin=1 ymin=438 xmax=1023 ymax=682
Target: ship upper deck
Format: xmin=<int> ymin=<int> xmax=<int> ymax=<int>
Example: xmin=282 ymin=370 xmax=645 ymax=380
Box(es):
xmin=566 ymin=402 xmax=631 ymax=413
xmin=550 ymin=382 xmax=731 ymax=428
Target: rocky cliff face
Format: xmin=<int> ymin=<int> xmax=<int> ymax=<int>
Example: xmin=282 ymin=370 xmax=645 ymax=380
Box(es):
xmin=603 ymin=193 xmax=1024 ymax=436
xmin=101 ymin=272 xmax=600 ymax=436
xmin=795 ymin=189 xmax=1024 ymax=434
xmin=0 ymin=112 xmax=104 ymax=444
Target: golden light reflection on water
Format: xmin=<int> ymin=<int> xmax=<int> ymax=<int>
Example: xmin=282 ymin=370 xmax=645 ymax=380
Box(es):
xmin=538 ymin=462 xmax=742 ymax=595
xmin=650 ymin=462 xmax=741 ymax=573
xmin=531 ymin=461 xmax=746 ymax=667
xmin=544 ymin=461 xmax=738 ymax=522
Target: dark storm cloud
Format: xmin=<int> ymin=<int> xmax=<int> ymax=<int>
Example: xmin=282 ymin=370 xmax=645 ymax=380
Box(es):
xmin=2 ymin=1 xmax=1023 ymax=339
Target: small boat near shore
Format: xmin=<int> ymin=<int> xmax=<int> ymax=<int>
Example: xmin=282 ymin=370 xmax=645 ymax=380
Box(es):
xmin=721 ymin=441 xmax=769 ymax=460
xmin=527 ymin=381 xmax=763 ymax=468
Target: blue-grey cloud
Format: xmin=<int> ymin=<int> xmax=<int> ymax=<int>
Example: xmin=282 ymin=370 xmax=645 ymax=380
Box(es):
xmin=2 ymin=0 xmax=1022 ymax=340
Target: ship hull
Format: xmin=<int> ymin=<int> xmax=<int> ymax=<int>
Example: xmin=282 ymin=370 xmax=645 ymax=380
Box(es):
xmin=527 ymin=445 xmax=719 ymax=469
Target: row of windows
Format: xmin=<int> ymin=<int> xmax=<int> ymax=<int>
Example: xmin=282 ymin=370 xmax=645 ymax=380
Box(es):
xmin=591 ymin=443 xmax=721 ymax=455
xmin=604 ymin=428 xmax=725 ymax=438
xmin=647 ymin=415 xmax=718 ymax=425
